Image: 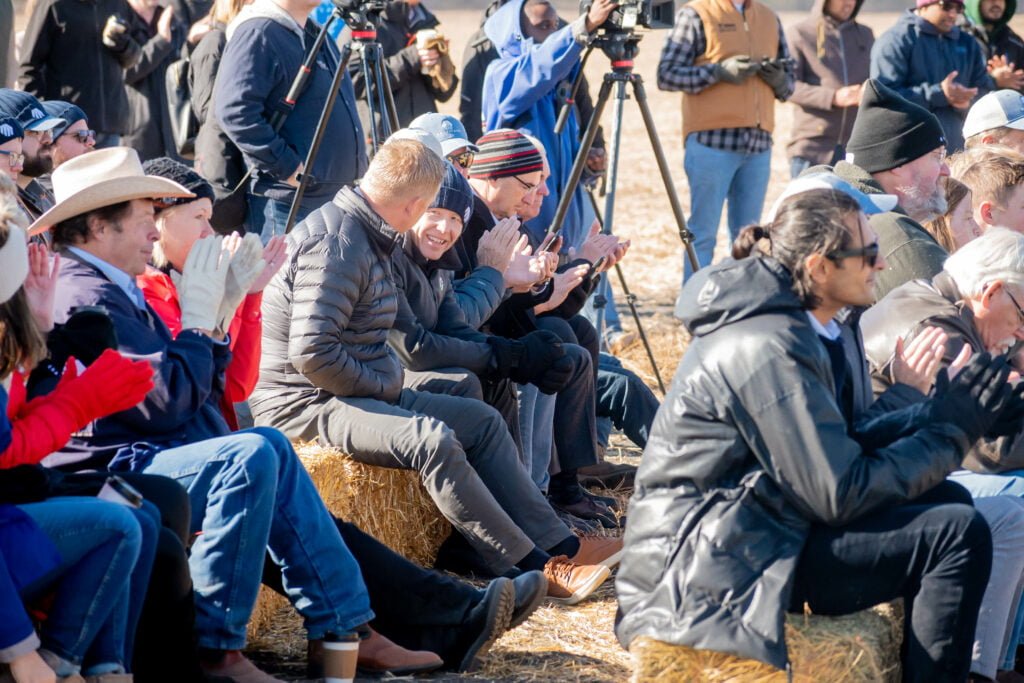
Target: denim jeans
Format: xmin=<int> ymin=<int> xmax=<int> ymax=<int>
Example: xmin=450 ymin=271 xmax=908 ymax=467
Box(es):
xmin=596 ymin=353 xmax=659 ymax=450
xmin=19 ymin=498 xmax=151 ymax=670
xmin=680 ymin=136 xmax=771 ymax=288
xmin=789 ymin=156 xmax=813 ymax=179
xmin=581 ymin=275 xmax=623 ymax=344
xmin=246 ymin=193 xmax=327 ymax=244
xmin=135 ymin=427 xmax=374 ymax=649
xmin=516 ymin=383 xmax=553 ymax=492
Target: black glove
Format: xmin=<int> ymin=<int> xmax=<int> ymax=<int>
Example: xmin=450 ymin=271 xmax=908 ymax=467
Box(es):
xmin=928 ymin=352 xmax=1015 ymax=443
xmin=486 ymin=336 xmax=525 ymax=379
xmin=758 ymin=60 xmax=789 ymax=99
xmin=537 ymin=353 xmax=575 ymax=394
xmin=989 ymin=381 xmax=1024 ymax=437
xmin=48 ymin=306 xmax=119 ymax=368
xmin=513 ymin=330 xmax=566 ymax=387
xmin=712 ymin=55 xmax=759 ymax=84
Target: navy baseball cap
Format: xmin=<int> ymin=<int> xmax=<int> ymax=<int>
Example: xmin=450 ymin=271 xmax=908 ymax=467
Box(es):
xmin=0 ymin=89 xmax=65 ymax=132
xmin=0 ymin=117 xmax=23 ymax=145
xmin=41 ymin=100 xmax=88 ymax=139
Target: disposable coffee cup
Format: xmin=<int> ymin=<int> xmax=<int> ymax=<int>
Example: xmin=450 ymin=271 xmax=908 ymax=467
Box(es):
xmin=322 ymin=637 xmax=359 ymax=683
xmin=97 ymin=476 xmax=143 ymax=509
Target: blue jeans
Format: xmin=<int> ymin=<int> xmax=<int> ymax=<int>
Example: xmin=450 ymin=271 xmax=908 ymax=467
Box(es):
xmin=246 ymin=193 xmax=327 ymax=244
xmin=19 ymin=498 xmax=151 ymax=670
xmin=596 ymin=353 xmax=659 ymax=450
xmin=516 ymin=384 xmax=553 ymax=493
xmin=581 ymin=276 xmax=623 ymax=346
xmin=681 ymin=136 xmax=771 ymax=286
xmin=790 ymin=156 xmax=813 ymax=179
xmin=136 ymin=427 xmax=373 ymax=649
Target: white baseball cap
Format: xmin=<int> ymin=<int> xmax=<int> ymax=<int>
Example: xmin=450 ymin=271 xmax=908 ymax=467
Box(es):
xmin=963 ymin=89 xmax=1024 ymax=139
xmin=768 ymin=172 xmax=898 ymax=221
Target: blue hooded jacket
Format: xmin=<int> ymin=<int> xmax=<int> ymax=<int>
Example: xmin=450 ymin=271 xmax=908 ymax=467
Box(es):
xmin=482 ymin=0 xmax=589 ymax=251
xmin=870 ymin=9 xmax=991 ymax=151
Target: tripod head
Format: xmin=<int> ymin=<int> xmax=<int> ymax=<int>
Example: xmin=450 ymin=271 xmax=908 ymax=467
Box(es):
xmin=331 ymin=0 xmax=386 ymax=32
xmin=592 ymin=29 xmax=642 ymax=66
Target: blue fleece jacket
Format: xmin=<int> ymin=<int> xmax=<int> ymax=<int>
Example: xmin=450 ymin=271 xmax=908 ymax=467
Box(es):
xmin=870 ymin=9 xmax=991 ymax=151
xmin=482 ymin=0 xmax=589 ymax=251
xmin=215 ymin=5 xmax=367 ymax=202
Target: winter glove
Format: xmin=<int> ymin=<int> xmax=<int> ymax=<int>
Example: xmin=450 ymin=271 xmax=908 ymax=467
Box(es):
xmin=53 ymin=349 xmax=155 ymax=425
xmin=988 ymin=380 xmax=1024 ymax=437
xmin=539 ymin=354 xmax=575 ymax=395
xmin=758 ymin=60 xmax=789 ymax=99
xmin=216 ymin=233 xmax=265 ymax=336
xmin=47 ymin=306 xmax=118 ymax=369
xmin=486 ymin=336 xmax=525 ymax=378
xmin=518 ymin=329 xmax=573 ymax=394
xmin=102 ymin=14 xmax=129 ymax=50
xmin=172 ymin=235 xmax=229 ymax=333
xmin=712 ymin=55 xmax=759 ymax=85
xmin=928 ymin=352 xmax=1016 ymax=443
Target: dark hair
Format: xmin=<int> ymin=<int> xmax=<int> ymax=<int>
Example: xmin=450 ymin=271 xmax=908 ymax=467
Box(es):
xmin=51 ymin=201 xmax=132 ymax=248
xmin=731 ymin=189 xmax=862 ymax=308
xmin=0 ymin=214 xmax=45 ymax=377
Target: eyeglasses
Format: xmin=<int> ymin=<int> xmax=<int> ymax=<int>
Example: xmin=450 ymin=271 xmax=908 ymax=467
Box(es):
xmin=511 ymin=175 xmax=543 ymax=193
xmin=1006 ymin=287 xmax=1024 ymax=327
xmin=449 ymin=151 xmax=474 ymax=169
xmin=826 ymin=242 xmax=881 ymax=268
xmin=932 ymin=0 xmax=964 ymax=12
xmin=0 ymin=150 xmax=25 ymax=168
xmin=71 ymin=129 xmax=95 ymax=144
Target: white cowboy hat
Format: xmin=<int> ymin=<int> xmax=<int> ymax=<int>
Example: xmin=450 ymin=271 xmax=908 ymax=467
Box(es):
xmin=28 ymin=147 xmax=194 ymax=236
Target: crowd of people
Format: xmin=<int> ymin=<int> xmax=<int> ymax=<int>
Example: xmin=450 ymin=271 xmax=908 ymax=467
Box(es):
xmin=0 ymin=0 xmax=1023 ymax=680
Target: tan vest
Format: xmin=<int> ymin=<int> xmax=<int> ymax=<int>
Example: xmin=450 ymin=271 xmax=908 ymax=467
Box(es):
xmin=682 ymin=0 xmax=780 ymax=137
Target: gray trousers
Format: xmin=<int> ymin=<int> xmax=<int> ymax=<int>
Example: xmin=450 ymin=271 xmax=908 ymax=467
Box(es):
xmin=255 ymin=385 xmax=571 ymax=574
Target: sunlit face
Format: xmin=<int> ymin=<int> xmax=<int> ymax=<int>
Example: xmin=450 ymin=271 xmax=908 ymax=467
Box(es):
xmin=0 ymin=138 xmax=23 ymax=181
xmin=918 ymin=0 xmax=963 ymax=33
xmin=155 ymin=198 xmax=214 ymax=272
xmin=52 ymin=119 xmax=95 ymax=168
xmin=986 ymin=184 xmax=1024 ymax=234
xmin=20 ymin=128 xmax=53 ymax=178
xmin=92 ymin=199 xmax=160 ymax=276
xmin=485 ymin=169 xmax=544 ymax=219
xmin=948 ymin=190 xmax=981 ymax=248
xmin=817 ymin=212 xmax=887 ymax=310
xmin=974 ymin=280 xmax=1024 ymax=354
xmin=517 ymin=156 xmax=551 ymax=221
xmin=893 ymin=147 xmax=950 ymax=223
xmin=410 ymin=207 xmax=464 ymax=261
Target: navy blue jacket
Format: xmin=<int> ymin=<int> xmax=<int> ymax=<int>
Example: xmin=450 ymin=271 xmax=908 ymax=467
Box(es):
xmin=215 ymin=11 xmax=367 ymax=202
xmin=870 ymin=9 xmax=992 ymax=151
xmin=49 ymin=252 xmax=231 ymax=470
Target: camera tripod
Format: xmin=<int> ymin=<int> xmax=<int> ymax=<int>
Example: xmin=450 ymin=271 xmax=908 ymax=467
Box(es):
xmin=282 ymin=0 xmax=399 ymax=233
xmin=549 ymin=31 xmax=699 ymax=394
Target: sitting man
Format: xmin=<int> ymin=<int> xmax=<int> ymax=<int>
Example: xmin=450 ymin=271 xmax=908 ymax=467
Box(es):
xmin=34 ymin=147 xmax=438 ymax=682
xmin=251 ymin=138 xmax=616 ymax=603
xmin=617 ymin=186 xmax=1024 ymax=681
xmin=950 ymin=148 xmax=1024 ymax=232
xmin=831 ymin=79 xmax=951 ymax=298
xmin=963 ymin=89 xmax=1024 ymax=153
xmin=0 ymin=89 xmax=62 ymax=220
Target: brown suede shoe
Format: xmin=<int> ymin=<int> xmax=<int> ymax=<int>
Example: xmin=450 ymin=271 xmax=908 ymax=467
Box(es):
xmin=199 ymin=651 xmax=284 ymax=683
xmin=543 ymin=555 xmax=611 ymax=605
xmin=572 ymin=534 xmax=624 ymax=568
xmin=310 ymin=628 xmax=443 ymax=677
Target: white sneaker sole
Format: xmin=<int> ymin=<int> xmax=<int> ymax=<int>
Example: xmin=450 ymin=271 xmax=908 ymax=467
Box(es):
xmin=546 ymin=565 xmax=612 ymax=606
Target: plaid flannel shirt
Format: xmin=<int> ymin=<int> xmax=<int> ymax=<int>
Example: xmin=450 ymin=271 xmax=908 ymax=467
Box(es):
xmin=657 ymin=5 xmax=794 ymax=154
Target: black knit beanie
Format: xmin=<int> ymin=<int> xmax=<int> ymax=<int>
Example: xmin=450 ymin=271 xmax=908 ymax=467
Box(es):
xmin=142 ymin=157 xmax=215 ymax=210
xmin=432 ymin=161 xmax=474 ymax=226
xmin=845 ymin=80 xmax=947 ymax=173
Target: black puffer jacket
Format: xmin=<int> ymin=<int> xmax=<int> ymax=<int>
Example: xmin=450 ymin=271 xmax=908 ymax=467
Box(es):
xmin=615 ymin=256 xmax=972 ymax=668
xmin=253 ymin=187 xmax=404 ymax=413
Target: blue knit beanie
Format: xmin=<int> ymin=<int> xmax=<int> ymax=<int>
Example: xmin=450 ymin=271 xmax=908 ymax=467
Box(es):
xmin=431 ymin=161 xmax=474 ymax=226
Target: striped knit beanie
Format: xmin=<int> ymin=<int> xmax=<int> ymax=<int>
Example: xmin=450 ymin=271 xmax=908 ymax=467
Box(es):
xmin=469 ymin=129 xmax=543 ymax=180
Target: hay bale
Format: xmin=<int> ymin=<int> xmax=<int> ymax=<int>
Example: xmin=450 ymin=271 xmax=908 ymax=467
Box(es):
xmin=247 ymin=442 xmax=452 ymax=647
xmin=630 ymin=602 xmax=903 ymax=683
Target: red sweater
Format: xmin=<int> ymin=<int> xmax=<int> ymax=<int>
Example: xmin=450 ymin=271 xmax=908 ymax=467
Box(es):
xmin=137 ymin=267 xmax=262 ymax=430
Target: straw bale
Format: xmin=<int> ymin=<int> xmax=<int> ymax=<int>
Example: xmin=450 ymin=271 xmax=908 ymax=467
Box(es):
xmin=247 ymin=442 xmax=451 ymax=646
xmin=631 ymin=602 xmax=903 ymax=683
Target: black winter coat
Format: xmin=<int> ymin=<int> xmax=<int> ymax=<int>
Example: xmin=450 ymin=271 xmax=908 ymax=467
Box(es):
xmin=615 ymin=256 xmax=972 ymax=668
xmin=253 ymin=187 xmax=404 ymax=421
xmin=18 ymin=0 xmax=140 ymax=135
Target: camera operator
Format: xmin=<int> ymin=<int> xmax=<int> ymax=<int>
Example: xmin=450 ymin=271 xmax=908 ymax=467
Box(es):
xmin=215 ymin=0 xmax=367 ymax=242
xmin=657 ymin=0 xmax=793 ymax=317
xmin=481 ymin=0 xmax=616 ymax=254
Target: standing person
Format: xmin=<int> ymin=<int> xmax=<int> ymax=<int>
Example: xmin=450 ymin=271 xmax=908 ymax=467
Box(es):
xmin=215 ymin=0 xmax=366 ymax=242
xmin=122 ymin=0 xmax=187 ymax=161
xmin=786 ymin=0 xmax=873 ymax=177
xmin=18 ymin=0 xmax=139 ymax=148
xmin=965 ymin=0 xmax=1024 ymax=93
xmin=871 ymin=0 xmax=991 ymax=152
xmin=657 ymin=0 xmax=794 ymax=315
xmin=344 ymin=0 xmax=458 ymax=136
xmin=459 ymin=0 xmax=505 ymax=144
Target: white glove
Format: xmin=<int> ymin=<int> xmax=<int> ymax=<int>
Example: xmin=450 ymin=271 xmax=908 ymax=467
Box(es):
xmin=172 ymin=235 xmax=230 ymax=333
xmin=216 ymin=233 xmax=265 ymax=335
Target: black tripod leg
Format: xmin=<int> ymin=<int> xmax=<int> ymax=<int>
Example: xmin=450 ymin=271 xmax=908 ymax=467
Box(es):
xmin=360 ymin=45 xmax=381 ymax=154
xmin=586 ymin=190 xmax=666 ymax=395
xmin=548 ymin=76 xmax=615 ymax=241
xmin=377 ymin=47 xmax=401 ymax=136
xmin=630 ymin=75 xmax=700 ymax=273
xmin=284 ymin=43 xmax=353 ymax=233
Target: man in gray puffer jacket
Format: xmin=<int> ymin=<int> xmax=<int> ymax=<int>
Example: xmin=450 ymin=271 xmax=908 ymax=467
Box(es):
xmin=252 ymin=139 xmax=616 ymax=605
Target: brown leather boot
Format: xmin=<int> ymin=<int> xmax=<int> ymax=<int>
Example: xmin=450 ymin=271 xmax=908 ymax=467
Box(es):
xmin=308 ymin=628 xmax=443 ymax=678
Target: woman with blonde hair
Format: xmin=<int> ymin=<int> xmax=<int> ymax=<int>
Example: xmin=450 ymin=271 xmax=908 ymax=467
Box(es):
xmin=924 ymin=177 xmax=981 ymax=253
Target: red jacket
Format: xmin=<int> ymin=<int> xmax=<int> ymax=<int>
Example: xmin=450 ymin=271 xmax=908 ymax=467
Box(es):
xmin=137 ymin=267 xmax=262 ymax=430
xmin=2 ymin=371 xmax=84 ymax=467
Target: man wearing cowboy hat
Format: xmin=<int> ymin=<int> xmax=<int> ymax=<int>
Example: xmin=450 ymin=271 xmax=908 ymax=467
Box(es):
xmin=35 ymin=147 xmax=381 ymax=682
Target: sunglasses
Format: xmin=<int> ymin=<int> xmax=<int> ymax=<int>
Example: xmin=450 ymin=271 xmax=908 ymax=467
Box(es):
xmin=932 ymin=0 xmax=964 ymax=11
xmin=0 ymin=150 xmax=25 ymax=168
xmin=449 ymin=151 xmax=474 ymax=169
xmin=70 ymin=128 xmax=96 ymax=144
xmin=826 ymin=242 xmax=881 ymax=268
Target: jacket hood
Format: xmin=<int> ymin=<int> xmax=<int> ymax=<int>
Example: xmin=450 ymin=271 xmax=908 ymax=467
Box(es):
xmin=966 ymin=0 xmax=1016 ymax=32
xmin=813 ymin=0 xmax=864 ymax=24
xmin=677 ymin=257 xmax=804 ymax=337
xmin=226 ymin=0 xmax=303 ymax=41
xmin=484 ymin=0 xmax=530 ymax=60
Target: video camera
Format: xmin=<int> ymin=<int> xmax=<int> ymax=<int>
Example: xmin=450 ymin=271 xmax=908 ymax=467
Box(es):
xmin=580 ymin=0 xmax=676 ymax=32
xmin=331 ymin=0 xmax=386 ymax=31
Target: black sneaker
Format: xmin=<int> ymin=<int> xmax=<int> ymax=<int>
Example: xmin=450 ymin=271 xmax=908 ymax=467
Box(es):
xmin=550 ymin=495 xmax=618 ymax=529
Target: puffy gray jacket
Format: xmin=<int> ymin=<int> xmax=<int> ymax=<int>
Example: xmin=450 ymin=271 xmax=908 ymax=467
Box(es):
xmin=253 ymin=186 xmax=404 ymax=412
xmin=861 ymin=272 xmax=1024 ymax=473
xmin=615 ymin=256 xmax=972 ymax=669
